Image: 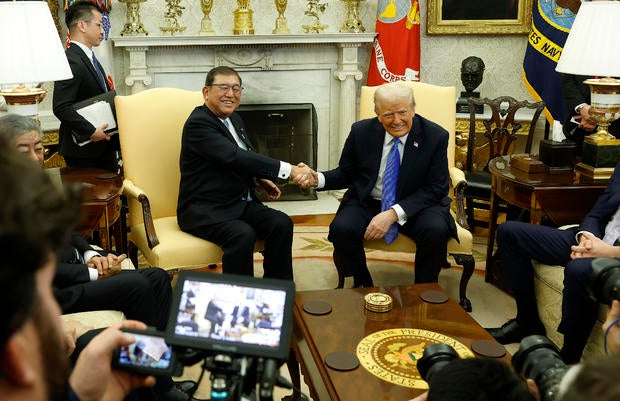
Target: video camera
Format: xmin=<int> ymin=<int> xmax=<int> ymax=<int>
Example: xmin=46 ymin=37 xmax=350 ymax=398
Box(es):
xmin=589 ymin=257 xmax=620 ymax=305
xmin=112 ymin=271 xmax=296 ymax=401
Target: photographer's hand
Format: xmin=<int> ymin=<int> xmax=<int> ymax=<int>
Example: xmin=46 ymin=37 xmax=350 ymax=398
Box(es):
xmin=70 ymin=320 xmax=155 ymax=401
xmin=603 ymin=299 xmax=620 ymax=355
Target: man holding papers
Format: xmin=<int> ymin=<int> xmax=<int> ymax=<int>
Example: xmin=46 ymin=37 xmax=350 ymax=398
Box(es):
xmin=53 ymin=1 xmax=119 ymax=172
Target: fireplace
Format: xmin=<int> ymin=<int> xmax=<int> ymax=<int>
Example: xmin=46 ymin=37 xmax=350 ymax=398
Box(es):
xmin=237 ymin=103 xmax=318 ymax=201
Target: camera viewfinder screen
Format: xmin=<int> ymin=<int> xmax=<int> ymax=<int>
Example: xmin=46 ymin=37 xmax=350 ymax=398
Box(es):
xmin=117 ymin=333 xmax=172 ymax=369
xmin=172 ymin=278 xmax=288 ymax=353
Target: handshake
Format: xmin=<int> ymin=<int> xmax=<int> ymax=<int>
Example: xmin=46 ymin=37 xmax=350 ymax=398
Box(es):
xmin=290 ymin=162 xmax=318 ymax=189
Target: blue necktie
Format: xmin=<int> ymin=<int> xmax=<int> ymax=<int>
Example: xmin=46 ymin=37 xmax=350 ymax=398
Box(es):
xmin=92 ymin=53 xmax=108 ymax=92
xmin=382 ymin=137 xmax=401 ymax=244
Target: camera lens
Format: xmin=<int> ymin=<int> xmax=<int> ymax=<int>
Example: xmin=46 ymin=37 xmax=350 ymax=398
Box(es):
xmin=512 ymin=335 xmax=567 ymax=401
xmin=417 ymin=343 xmax=459 ymax=383
xmin=590 ymin=258 xmax=620 ymax=305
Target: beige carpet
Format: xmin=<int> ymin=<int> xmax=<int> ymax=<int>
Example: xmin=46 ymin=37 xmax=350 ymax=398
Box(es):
xmin=175 ymin=224 xmax=517 ymax=400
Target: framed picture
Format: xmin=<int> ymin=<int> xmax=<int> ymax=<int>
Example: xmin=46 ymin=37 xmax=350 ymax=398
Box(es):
xmin=427 ymin=0 xmax=533 ymax=35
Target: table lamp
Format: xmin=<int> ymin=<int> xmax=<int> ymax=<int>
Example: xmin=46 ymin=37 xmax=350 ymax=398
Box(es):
xmin=0 ymin=1 xmax=72 ymax=120
xmin=555 ymin=1 xmax=620 ymax=177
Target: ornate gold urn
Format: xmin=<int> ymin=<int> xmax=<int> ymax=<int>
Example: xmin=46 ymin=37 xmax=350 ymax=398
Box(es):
xmin=233 ymin=0 xmax=255 ymax=35
xmin=118 ymin=0 xmax=148 ymax=36
xmin=199 ymin=0 xmax=215 ymax=35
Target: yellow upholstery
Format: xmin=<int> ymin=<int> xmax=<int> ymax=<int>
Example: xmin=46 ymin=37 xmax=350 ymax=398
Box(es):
xmin=355 ymin=82 xmax=475 ymax=310
xmin=116 ymin=88 xmax=238 ymax=271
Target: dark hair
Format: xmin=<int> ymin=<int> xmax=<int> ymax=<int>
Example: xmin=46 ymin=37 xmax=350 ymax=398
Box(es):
xmin=0 ymin=114 xmax=42 ymax=150
xmin=204 ymin=66 xmax=243 ymax=87
xmin=0 ymin=152 xmax=82 ymax=349
xmin=558 ymin=355 xmax=620 ymax=401
xmin=427 ymin=358 xmax=535 ymax=401
xmin=64 ymin=1 xmax=103 ymax=30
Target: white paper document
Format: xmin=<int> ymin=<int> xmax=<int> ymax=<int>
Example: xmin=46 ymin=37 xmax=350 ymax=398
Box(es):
xmin=74 ymin=101 xmax=117 ymax=146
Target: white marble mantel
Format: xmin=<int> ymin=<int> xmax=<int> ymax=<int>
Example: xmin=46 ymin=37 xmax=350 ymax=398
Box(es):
xmin=111 ymin=33 xmax=376 ymax=170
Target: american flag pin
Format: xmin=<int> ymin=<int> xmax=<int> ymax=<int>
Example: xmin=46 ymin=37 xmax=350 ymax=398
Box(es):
xmin=413 ymin=141 xmax=419 ymax=148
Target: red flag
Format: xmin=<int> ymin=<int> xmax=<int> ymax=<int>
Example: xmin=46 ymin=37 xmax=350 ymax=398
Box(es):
xmin=367 ymin=0 xmax=421 ymax=86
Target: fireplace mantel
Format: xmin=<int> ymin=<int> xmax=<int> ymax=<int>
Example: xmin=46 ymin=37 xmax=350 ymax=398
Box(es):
xmin=111 ymin=33 xmax=376 ymax=170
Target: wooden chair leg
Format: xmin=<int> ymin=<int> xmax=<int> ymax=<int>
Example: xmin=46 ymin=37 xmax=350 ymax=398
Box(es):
xmin=451 ymin=253 xmax=475 ymax=312
xmin=332 ymin=249 xmax=347 ymax=289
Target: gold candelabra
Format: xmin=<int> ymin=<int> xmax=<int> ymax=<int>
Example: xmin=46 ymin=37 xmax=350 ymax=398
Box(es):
xmin=199 ymin=0 xmax=215 ymax=35
xmin=233 ymin=0 xmax=255 ymax=35
xmin=302 ymin=0 xmax=328 ymax=34
xmin=273 ymin=0 xmax=290 ymax=34
xmin=160 ymin=0 xmax=186 ymax=35
xmin=339 ymin=0 xmax=365 ymax=33
xmin=119 ymin=0 xmax=148 ymax=36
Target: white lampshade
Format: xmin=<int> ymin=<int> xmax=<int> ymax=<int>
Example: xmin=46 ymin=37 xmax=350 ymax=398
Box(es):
xmin=555 ymin=1 xmax=620 ymax=77
xmin=0 ymin=1 xmax=72 ymax=86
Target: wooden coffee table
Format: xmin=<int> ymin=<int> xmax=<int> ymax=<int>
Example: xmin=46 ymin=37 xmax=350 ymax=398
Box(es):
xmin=292 ymin=284 xmax=508 ymax=401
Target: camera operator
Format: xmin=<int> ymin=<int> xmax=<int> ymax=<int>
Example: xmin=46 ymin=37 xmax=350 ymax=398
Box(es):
xmin=0 ymin=151 xmax=155 ymax=401
xmin=603 ymin=299 xmax=620 ymax=354
xmin=556 ymin=354 xmax=620 ymax=401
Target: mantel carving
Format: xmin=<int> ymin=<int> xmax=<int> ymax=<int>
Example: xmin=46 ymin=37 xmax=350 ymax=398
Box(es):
xmin=215 ymin=49 xmax=273 ymax=71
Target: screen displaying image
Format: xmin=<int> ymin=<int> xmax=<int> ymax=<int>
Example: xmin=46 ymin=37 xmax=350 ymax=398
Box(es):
xmin=173 ymin=279 xmax=287 ymax=350
xmin=117 ymin=333 xmax=172 ymax=369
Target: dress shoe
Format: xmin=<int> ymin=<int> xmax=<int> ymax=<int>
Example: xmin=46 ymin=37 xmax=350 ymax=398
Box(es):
xmin=485 ymin=318 xmax=545 ymax=345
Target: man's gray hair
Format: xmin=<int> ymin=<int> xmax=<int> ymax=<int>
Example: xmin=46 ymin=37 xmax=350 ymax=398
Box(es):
xmin=0 ymin=114 xmax=41 ymax=152
xmin=374 ymin=83 xmax=416 ymax=115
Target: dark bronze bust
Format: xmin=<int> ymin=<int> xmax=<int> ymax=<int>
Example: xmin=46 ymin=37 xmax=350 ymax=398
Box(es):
xmin=461 ymin=56 xmax=485 ymax=93
xmin=457 ymin=56 xmax=485 ymax=113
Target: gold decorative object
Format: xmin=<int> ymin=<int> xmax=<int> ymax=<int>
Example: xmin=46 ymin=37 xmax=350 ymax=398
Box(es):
xmin=160 ymin=0 xmax=186 ymax=35
xmin=273 ymin=0 xmax=290 ymax=34
xmin=302 ymin=0 xmax=327 ymax=34
xmin=233 ymin=0 xmax=255 ymax=35
xmin=119 ymin=0 xmax=148 ymax=36
xmin=583 ymin=78 xmax=620 ymax=142
xmin=199 ymin=0 xmax=214 ymax=35
xmin=339 ymin=0 xmax=365 ymax=33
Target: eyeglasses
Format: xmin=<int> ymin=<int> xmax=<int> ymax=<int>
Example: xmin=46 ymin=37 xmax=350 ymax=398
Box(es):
xmin=85 ymin=20 xmax=103 ymax=29
xmin=380 ymin=109 xmax=411 ymax=120
xmin=210 ymin=84 xmax=244 ymax=94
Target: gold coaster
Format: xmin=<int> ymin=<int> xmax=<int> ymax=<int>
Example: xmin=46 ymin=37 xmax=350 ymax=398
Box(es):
xmin=364 ymin=292 xmax=393 ymax=313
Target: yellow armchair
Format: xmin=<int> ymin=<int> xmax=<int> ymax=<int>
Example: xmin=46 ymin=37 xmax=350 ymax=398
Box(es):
xmin=116 ymin=88 xmax=225 ymax=271
xmin=336 ymin=82 xmax=475 ymax=311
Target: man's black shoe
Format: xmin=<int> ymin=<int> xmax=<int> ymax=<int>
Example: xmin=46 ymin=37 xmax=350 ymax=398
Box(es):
xmin=485 ymin=318 xmax=545 ymax=345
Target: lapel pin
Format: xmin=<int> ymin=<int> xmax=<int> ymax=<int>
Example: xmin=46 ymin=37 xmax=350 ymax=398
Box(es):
xmin=413 ymin=141 xmax=419 ymax=148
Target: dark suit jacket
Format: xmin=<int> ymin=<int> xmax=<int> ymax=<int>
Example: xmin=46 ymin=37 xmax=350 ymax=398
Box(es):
xmin=321 ymin=115 xmax=457 ymax=239
xmin=53 ymin=232 xmax=102 ymax=310
xmin=560 ymin=73 xmax=620 ymax=139
xmin=53 ymin=43 xmax=119 ymax=161
xmin=177 ymin=105 xmax=282 ymax=231
xmin=579 ymin=163 xmax=620 ymax=237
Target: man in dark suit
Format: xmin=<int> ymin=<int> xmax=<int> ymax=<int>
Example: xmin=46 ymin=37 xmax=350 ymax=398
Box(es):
xmin=53 ymin=1 xmax=119 ymax=172
xmin=312 ymin=82 xmax=458 ymax=287
xmin=177 ymin=66 xmax=314 ymax=280
xmin=560 ymin=73 xmax=620 ymax=154
xmin=487 ymin=164 xmax=620 ymax=363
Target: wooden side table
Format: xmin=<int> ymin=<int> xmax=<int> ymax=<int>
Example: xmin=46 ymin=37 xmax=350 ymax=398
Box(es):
xmin=49 ymin=167 xmax=126 ymax=254
xmin=485 ymin=156 xmax=607 ymax=285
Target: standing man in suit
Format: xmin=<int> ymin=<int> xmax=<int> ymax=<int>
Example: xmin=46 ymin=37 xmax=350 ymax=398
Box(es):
xmin=560 ymin=73 xmax=620 ymax=154
xmin=311 ymin=82 xmax=458 ymax=287
xmin=486 ymin=164 xmax=620 ymax=363
xmin=53 ymin=1 xmax=119 ymax=172
xmin=178 ymin=66 xmax=314 ymax=280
